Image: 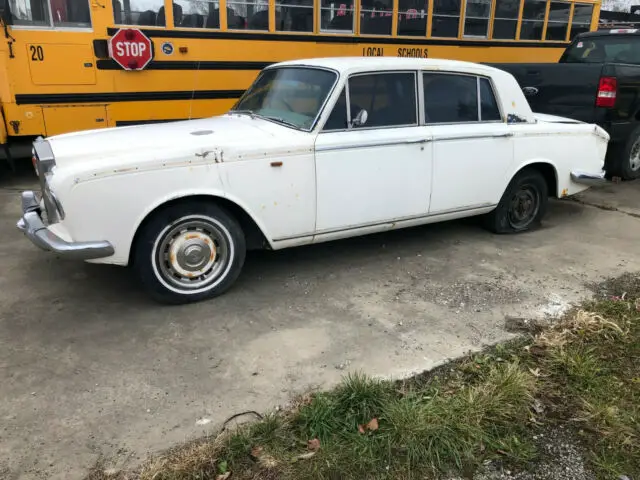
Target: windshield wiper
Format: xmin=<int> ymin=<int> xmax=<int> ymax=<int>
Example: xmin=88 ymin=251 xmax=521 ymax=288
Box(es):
xmin=261 ymin=116 xmax=300 ymax=130
xmin=229 ymin=109 xmax=257 ymax=119
xmin=229 ymin=110 xmax=301 ymax=129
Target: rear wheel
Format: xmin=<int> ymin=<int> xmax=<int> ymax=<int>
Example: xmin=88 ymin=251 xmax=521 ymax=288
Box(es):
xmin=483 ymin=168 xmax=548 ymax=234
xmin=133 ymin=201 xmax=246 ymax=304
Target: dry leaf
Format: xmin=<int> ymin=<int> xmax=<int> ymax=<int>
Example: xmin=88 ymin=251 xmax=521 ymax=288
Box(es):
xmin=528 ymin=367 xmax=541 ymax=377
xmin=358 ymin=424 xmax=365 ymax=434
xmin=250 ymin=446 xmax=264 ymax=458
xmin=216 ymin=473 xmax=231 ymax=480
xmin=307 ymin=438 xmax=320 ymax=451
xmin=366 ymin=418 xmax=379 ymax=431
xmin=297 ymin=451 xmax=316 ymax=460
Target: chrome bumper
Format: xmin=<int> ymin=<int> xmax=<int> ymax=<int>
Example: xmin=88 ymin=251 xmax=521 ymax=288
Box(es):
xmin=570 ymin=170 xmax=607 ymax=186
xmin=16 ymin=191 xmax=114 ymax=260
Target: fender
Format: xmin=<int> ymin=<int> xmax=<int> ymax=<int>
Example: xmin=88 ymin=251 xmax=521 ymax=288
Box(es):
xmin=504 ymin=158 xmax=560 ymax=197
xmin=127 ymin=187 xmax=276 ymax=259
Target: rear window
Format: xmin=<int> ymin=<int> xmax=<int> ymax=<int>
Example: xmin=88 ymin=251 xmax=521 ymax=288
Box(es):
xmin=562 ymin=35 xmax=640 ymax=64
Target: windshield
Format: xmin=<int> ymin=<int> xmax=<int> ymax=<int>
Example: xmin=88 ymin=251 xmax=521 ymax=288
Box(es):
xmin=561 ymin=35 xmax=640 ymax=64
xmin=231 ymin=67 xmax=337 ymax=130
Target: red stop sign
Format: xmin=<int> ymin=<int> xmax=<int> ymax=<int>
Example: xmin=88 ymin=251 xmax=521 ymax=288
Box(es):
xmin=108 ymin=28 xmax=153 ymax=71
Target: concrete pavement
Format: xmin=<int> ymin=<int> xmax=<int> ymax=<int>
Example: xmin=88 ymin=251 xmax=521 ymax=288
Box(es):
xmin=0 ymin=163 xmax=638 ymax=479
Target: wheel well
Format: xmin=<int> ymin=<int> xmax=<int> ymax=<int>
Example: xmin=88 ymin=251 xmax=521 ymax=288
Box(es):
xmin=522 ymin=162 xmax=557 ymax=197
xmin=128 ymin=195 xmax=269 ymax=266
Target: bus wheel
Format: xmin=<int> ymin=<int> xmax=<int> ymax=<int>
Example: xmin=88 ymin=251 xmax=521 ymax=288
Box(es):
xmin=133 ymin=200 xmax=246 ymax=304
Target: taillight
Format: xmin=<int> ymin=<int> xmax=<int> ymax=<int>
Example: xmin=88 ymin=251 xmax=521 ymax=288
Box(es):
xmin=31 ymin=152 xmax=39 ymax=177
xmin=596 ymin=76 xmax=617 ymax=108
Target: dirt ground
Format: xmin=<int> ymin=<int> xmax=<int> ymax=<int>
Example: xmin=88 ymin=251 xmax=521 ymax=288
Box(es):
xmin=0 ymin=163 xmax=638 ymax=480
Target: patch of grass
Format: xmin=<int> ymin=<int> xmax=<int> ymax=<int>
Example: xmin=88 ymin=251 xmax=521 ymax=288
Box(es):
xmin=87 ymin=273 xmax=640 ymax=480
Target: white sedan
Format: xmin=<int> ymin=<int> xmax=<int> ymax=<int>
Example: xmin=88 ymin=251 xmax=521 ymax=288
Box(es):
xmin=18 ymin=57 xmax=609 ymax=304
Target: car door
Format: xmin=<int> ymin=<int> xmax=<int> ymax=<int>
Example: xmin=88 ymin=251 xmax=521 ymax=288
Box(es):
xmin=423 ymin=72 xmax=514 ymax=214
xmin=313 ymin=70 xmax=433 ymax=237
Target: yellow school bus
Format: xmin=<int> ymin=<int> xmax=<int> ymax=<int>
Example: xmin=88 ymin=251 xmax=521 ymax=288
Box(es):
xmin=0 ymin=0 xmax=600 ymax=162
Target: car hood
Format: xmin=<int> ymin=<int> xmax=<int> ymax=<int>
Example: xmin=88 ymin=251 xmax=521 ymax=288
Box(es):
xmin=47 ymin=115 xmax=311 ymax=173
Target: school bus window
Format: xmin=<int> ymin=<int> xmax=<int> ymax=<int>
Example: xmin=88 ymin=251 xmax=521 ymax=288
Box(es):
xmin=397 ymin=0 xmax=427 ymax=36
xmin=360 ymin=0 xmax=392 ymax=35
xmin=570 ymin=3 xmax=593 ymax=39
xmin=320 ymin=0 xmax=354 ymax=32
xmin=8 ymin=0 xmax=50 ymax=26
xmin=492 ymin=0 xmax=519 ymax=39
xmin=431 ymin=0 xmax=460 ymax=37
xmin=276 ymin=0 xmax=313 ymax=32
xmin=51 ymin=0 xmax=91 ymax=27
xmin=8 ymin=0 xmax=90 ymax=27
xmin=174 ymin=0 xmax=220 ymax=28
xmin=464 ymin=0 xmax=491 ymax=37
xmin=227 ymin=0 xmax=268 ymax=29
xmin=519 ymin=0 xmax=545 ymax=40
xmin=115 ymin=0 xmax=165 ymax=26
xmin=545 ymin=1 xmax=570 ymax=40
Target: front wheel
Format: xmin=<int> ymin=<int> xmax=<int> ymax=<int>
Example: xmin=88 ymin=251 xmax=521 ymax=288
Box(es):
xmin=483 ymin=168 xmax=548 ymax=234
xmin=133 ymin=201 xmax=246 ymax=304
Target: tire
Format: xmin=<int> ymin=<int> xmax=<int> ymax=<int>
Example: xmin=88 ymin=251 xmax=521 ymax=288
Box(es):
xmin=608 ymin=125 xmax=640 ymax=180
xmin=133 ymin=200 xmax=246 ymax=304
xmin=483 ymin=168 xmax=549 ymax=234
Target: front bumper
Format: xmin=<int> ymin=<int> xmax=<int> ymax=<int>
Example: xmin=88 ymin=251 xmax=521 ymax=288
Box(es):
xmin=570 ymin=170 xmax=608 ymax=186
xmin=16 ymin=191 xmax=114 ymax=260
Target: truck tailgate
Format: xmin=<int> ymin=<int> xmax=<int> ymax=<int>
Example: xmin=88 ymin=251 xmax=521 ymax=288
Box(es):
xmin=487 ymin=63 xmax=603 ymax=123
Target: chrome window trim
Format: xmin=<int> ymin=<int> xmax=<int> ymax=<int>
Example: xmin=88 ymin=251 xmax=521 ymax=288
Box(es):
xmin=421 ymin=70 xmax=506 ymax=125
xmin=233 ymin=65 xmax=340 ymax=133
xmin=318 ymin=69 xmax=420 ymax=132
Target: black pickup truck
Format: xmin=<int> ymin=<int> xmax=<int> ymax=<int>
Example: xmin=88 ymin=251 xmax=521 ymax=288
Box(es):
xmin=490 ymin=29 xmax=640 ymax=180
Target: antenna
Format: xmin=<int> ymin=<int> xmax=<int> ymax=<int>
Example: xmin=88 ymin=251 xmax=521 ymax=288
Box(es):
xmin=188 ymin=60 xmax=201 ymax=121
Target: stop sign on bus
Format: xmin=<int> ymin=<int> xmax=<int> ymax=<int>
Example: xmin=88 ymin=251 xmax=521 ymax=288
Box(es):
xmin=108 ymin=28 xmax=153 ymax=71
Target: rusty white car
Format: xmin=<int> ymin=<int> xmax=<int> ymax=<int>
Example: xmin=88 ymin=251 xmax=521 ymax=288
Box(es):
xmin=18 ymin=57 xmax=609 ymax=304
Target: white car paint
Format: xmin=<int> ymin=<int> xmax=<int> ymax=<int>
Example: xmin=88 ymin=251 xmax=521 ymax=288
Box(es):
xmin=28 ymin=57 xmax=609 ymax=268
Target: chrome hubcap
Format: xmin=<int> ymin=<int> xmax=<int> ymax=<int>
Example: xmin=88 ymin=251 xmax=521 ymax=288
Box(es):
xmin=155 ymin=217 xmax=231 ymax=291
xmin=630 ymin=139 xmax=640 ymax=172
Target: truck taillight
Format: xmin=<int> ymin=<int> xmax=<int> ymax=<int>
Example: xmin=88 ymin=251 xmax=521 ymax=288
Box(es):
xmin=596 ymin=76 xmax=617 ymax=108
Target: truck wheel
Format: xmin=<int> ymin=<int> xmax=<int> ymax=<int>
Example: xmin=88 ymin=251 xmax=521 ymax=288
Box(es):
xmin=133 ymin=200 xmax=246 ymax=304
xmin=610 ymin=125 xmax=640 ymax=180
xmin=483 ymin=168 xmax=548 ymax=234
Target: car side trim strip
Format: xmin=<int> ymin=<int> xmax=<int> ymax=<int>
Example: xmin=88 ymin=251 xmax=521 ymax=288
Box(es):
xmin=315 ymin=138 xmax=431 ymax=152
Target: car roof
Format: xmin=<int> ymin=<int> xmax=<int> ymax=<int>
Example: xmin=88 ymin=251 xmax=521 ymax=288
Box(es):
xmin=578 ymin=28 xmax=640 ymax=38
xmin=268 ymin=56 xmax=502 ymax=77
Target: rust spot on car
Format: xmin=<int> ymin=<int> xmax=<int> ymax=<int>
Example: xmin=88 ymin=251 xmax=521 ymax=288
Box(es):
xmin=185 ymin=233 xmax=199 ymax=240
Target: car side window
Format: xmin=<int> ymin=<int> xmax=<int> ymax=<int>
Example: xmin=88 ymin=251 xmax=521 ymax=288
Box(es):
xmin=323 ymin=87 xmax=349 ymax=131
xmin=479 ymin=77 xmax=502 ymax=121
xmin=423 ymin=73 xmax=478 ymax=124
xmin=349 ymin=72 xmax=417 ymax=128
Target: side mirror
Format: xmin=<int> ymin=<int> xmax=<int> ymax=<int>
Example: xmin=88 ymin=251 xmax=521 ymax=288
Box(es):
xmin=350 ymin=109 xmax=368 ymax=128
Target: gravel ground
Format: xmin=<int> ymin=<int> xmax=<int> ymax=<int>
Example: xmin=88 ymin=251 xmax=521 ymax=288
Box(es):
xmin=447 ymin=426 xmax=596 ymax=480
